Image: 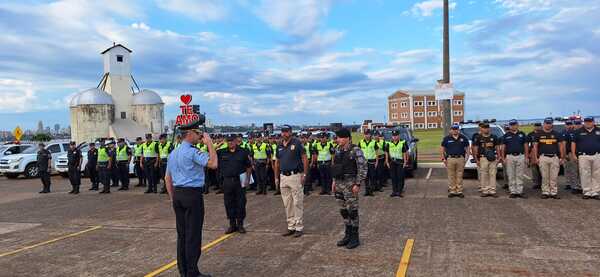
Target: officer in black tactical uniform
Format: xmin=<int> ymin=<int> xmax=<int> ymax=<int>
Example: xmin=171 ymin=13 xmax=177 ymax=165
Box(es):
xmin=37 ymin=143 xmax=52 ymax=194
xmin=87 ymin=142 xmax=99 ymax=191
xmin=67 ymin=141 xmax=82 ymax=194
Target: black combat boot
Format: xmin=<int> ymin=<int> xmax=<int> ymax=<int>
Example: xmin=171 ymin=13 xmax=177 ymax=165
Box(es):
xmin=73 ymin=186 xmax=80 ymax=194
xmin=225 ymin=219 xmax=237 ymax=234
xmin=345 ymin=226 xmax=360 ymax=249
xmin=336 ymin=225 xmax=351 ymax=247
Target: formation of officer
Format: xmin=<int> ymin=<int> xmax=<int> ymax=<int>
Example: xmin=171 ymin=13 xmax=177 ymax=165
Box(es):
xmin=384 ymin=130 xmax=409 ymax=197
xmin=164 ymin=121 xmax=217 ymax=277
xmin=37 ymin=142 xmax=52 ymax=193
xmin=571 ymin=117 xmax=600 ymax=199
xmin=440 ymin=124 xmax=470 ymax=198
xmin=332 ymin=128 xmax=367 ymax=249
xmin=500 ymin=120 xmax=529 ymax=198
xmin=67 ymin=141 xmax=82 ymax=194
xmin=218 ymin=134 xmax=252 ymax=234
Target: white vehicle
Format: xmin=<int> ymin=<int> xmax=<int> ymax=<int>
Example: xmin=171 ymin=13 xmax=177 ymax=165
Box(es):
xmin=0 ymin=141 xmax=70 ymax=179
xmin=0 ymin=144 xmax=34 ymax=159
xmin=459 ymin=123 xmax=506 ymax=172
xmin=54 ymin=142 xmax=136 ymax=177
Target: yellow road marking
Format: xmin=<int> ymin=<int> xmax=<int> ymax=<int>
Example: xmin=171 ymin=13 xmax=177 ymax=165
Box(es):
xmin=0 ymin=225 xmax=102 ymax=258
xmin=396 ymin=239 xmax=415 ymax=277
xmin=145 ymin=233 xmax=235 ymax=277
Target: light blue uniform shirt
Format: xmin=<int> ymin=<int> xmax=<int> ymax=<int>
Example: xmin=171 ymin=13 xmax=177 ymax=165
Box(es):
xmin=166 ymin=141 xmax=209 ymax=187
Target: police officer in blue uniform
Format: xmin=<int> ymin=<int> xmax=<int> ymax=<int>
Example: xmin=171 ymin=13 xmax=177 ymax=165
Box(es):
xmin=165 ymin=120 xmax=217 ymax=277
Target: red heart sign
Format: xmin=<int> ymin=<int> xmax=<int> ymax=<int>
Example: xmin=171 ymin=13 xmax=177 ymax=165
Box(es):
xmin=180 ymin=94 xmax=192 ymax=105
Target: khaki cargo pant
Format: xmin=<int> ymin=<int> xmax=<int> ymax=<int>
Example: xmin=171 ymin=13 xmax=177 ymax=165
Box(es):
xmin=479 ymin=159 xmax=498 ymax=194
xmin=280 ymin=173 xmax=304 ymax=231
xmin=505 ymin=154 xmax=525 ymax=194
xmin=539 ymin=155 xmax=560 ymax=196
xmin=446 ymin=157 xmax=465 ymax=194
xmin=578 ymin=154 xmax=600 ymax=197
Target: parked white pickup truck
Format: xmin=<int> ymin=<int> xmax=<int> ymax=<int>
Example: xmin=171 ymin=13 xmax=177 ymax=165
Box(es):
xmin=0 ymin=141 xmax=70 ymax=178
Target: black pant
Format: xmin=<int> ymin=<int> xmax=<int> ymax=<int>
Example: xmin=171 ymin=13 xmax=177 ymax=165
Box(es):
xmin=318 ymin=162 xmax=332 ymax=193
xmin=117 ymin=162 xmax=129 ymax=189
xmin=134 ymin=160 xmax=145 ymax=186
xmin=68 ymin=166 xmax=81 ymax=192
xmin=173 ymin=187 xmax=205 ymax=277
xmin=267 ymin=164 xmax=276 ymax=190
xmin=390 ymin=161 xmax=405 ymax=194
xmin=223 ymin=177 xmax=247 ymax=222
xmin=376 ymin=156 xmax=386 ymax=188
xmin=255 ymin=161 xmax=268 ymax=193
xmin=87 ymin=163 xmax=98 ymax=189
xmin=159 ymin=159 xmax=168 ymax=191
xmin=144 ymin=158 xmax=158 ymax=192
xmin=111 ymin=165 xmax=119 ymax=187
xmin=366 ymin=162 xmax=377 ymax=194
xmin=98 ymin=164 xmax=111 ymax=192
xmin=39 ymin=170 xmax=51 ymax=192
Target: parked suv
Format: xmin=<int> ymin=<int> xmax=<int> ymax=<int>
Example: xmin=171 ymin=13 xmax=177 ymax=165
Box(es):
xmin=378 ymin=127 xmax=419 ymax=177
xmin=0 ymin=141 xmax=70 ymax=178
xmin=0 ymin=144 xmax=34 ymax=159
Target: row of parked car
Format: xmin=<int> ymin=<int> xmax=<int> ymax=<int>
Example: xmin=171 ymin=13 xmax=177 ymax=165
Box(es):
xmin=0 ymin=141 xmax=135 ymax=179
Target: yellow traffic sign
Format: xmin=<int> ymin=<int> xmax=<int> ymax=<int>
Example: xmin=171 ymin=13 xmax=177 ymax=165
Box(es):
xmin=13 ymin=126 xmax=23 ymax=141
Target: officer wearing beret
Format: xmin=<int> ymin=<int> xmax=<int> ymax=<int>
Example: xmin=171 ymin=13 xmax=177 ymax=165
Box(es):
xmin=532 ymin=117 xmax=566 ymax=199
xmin=441 ymin=124 xmax=470 ymax=198
xmin=500 ymin=120 xmax=529 ymax=198
xmin=165 ymin=120 xmax=217 ymax=277
xmin=571 ymin=117 xmax=600 ymax=200
xmin=67 ymin=141 xmax=82 ymax=194
xmin=332 ymin=128 xmax=367 ymax=249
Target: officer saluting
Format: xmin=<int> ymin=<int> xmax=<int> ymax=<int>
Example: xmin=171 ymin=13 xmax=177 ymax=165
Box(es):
xmin=165 ymin=120 xmax=217 ymax=277
xmin=332 ymin=128 xmax=367 ymax=249
xmin=571 ymin=117 xmax=600 ymax=200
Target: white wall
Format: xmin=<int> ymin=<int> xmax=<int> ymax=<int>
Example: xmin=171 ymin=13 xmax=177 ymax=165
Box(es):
xmin=131 ymin=104 xmax=165 ymax=135
xmin=70 ymin=105 xmax=114 ymax=143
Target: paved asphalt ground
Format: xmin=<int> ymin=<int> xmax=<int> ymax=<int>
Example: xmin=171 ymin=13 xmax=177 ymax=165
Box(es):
xmin=1 ymin=169 xmax=599 ymax=277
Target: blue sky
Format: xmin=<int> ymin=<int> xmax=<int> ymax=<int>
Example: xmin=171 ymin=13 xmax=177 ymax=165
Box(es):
xmin=0 ymin=0 xmax=599 ymax=130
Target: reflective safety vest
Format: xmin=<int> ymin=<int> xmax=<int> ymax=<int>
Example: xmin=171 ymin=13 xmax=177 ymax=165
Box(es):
xmin=305 ymin=142 xmax=312 ymax=159
xmin=359 ymin=139 xmax=377 ymax=160
xmin=252 ymin=143 xmax=268 ymax=160
xmin=240 ymin=141 xmax=249 ymax=150
xmin=142 ymin=141 xmax=158 ymax=158
xmin=196 ymin=143 xmax=208 ymax=152
xmin=388 ymin=140 xmax=406 ymax=160
xmin=271 ymin=143 xmax=277 ymax=160
xmin=116 ymin=146 xmax=129 ymax=161
xmin=376 ymin=140 xmax=386 ymax=157
xmin=134 ymin=144 xmax=143 ymax=157
xmin=315 ymin=142 xmax=333 ymax=161
xmin=159 ymin=142 xmax=171 ymax=159
xmin=218 ymin=142 xmax=228 ymax=150
xmin=98 ymin=147 xmax=109 ymax=163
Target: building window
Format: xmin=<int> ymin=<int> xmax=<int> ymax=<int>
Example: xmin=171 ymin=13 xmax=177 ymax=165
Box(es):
xmin=117 ymin=55 xmax=124 ymax=62
xmin=414 ymin=101 xmax=423 ymax=107
xmin=391 ymin=103 xmax=398 ymax=109
xmin=428 ymin=123 xmax=438 ymax=128
xmin=391 ymin=113 xmax=398 ymax=119
xmin=414 ymin=112 xmax=424 ymax=117
xmin=121 ymin=112 xmax=126 ymax=119
xmin=453 ymin=100 xmax=463 ymax=105
xmin=428 ymin=111 xmax=438 ymax=117
xmin=428 ymin=101 xmax=437 ymax=106
xmin=414 ymin=123 xmax=425 ymax=129
xmin=401 ymin=102 xmax=407 ymax=107
xmin=401 ymin=112 xmax=408 ymax=118
xmin=453 ymin=111 xmax=463 ymax=116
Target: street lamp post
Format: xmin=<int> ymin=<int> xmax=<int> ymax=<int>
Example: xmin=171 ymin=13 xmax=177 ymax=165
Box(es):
xmin=441 ymin=0 xmax=452 ymax=135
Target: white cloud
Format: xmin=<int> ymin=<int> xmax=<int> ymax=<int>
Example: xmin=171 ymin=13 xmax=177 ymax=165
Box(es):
xmin=0 ymin=79 xmax=36 ymax=113
xmin=155 ymin=0 xmax=227 ymax=21
xmin=453 ymin=20 xmax=486 ymax=33
xmin=410 ymin=0 xmax=456 ymax=17
xmin=255 ymin=0 xmax=333 ymax=37
xmin=131 ymin=22 xmax=150 ymax=31
xmin=494 ymin=0 xmax=552 ymax=14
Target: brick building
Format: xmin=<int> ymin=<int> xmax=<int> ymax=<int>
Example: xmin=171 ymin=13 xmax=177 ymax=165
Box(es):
xmin=388 ymin=90 xmax=465 ymax=130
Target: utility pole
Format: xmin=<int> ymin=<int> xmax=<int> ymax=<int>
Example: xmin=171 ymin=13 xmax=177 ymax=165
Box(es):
xmin=441 ymin=0 xmax=452 ymax=135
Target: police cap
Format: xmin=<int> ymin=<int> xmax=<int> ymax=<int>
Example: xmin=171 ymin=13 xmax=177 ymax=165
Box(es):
xmin=281 ymin=125 xmax=292 ymax=132
xmin=69 ymin=141 xmax=76 ymax=145
xmin=106 ymin=140 xmax=115 ymax=145
xmin=451 ymin=124 xmax=460 ymax=130
xmin=584 ymin=116 xmax=594 ymax=122
xmin=391 ymin=130 xmax=400 ymax=136
xmin=508 ymin=119 xmax=518 ymax=125
xmin=543 ymin=117 xmax=554 ymax=124
xmin=319 ymin=132 xmax=328 ymax=138
xmin=335 ymin=128 xmax=351 ymax=139
xmin=136 ymin=137 xmax=143 ymax=141
xmin=565 ymin=121 xmax=573 ymax=125
xmin=480 ymin=123 xmax=490 ymax=128
xmin=363 ymin=129 xmax=371 ymax=135
xmin=145 ymin=133 xmax=153 ymax=139
xmin=159 ymin=134 xmax=167 ymax=139
xmin=89 ymin=142 xmax=96 ymax=146
xmin=117 ymin=138 xmax=125 ymax=142
xmin=574 ymin=119 xmax=582 ymax=125
xmin=225 ymin=134 xmax=236 ymax=141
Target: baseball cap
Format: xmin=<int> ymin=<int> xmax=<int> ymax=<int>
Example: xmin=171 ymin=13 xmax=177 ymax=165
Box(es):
xmin=565 ymin=120 xmax=573 ymax=126
xmin=281 ymin=125 xmax=292 ymax=132
xmin=391 ymin=130 xmax=400 ymax=136
xmin=508 ymin=119 xmax=518 ymax=125
xmin=69 ymin=141 xmax=76 ymax=145
xmin=584 ymin=116 xmax=594 ymax=122
xmin=335 ymin=128 xmax=351 ymax=138
xmin=225 ymin=134 xmax=236 ymax=141
xmin=480 ymin=123 xmax=490 ymax=128
xmin=543 ymin=117 xmax=554 ymax=124
xmin=574 ymin=119 xmax=582 ymax=125
xmin=451 ymin=124 xmax=460 ymax=130
xmin=364 ymin=129 xmax=371 ymax=135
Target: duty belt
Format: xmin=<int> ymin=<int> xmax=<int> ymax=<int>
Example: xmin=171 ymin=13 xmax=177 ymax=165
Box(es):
xmin=579 ymin=152 xmax=600 ymax=156
xmin=255 ymin=159 xmax=267 ymax=163
xmin=448 ymin=155 xmax=464 ymax=158
xmin=542 ymin=154 xmax=557 ymax=157
xmin=508 ymin=153 xmax=524 ymax=156
xmin=391 ymin=158 xmax=404 ymax=163
xmin=281 ymin=170 xmax=301 ymax=176
xmin=317 ymin=160 xmax=331 ymax=165
xmin=144 ymin=157 xmax=157 ymax=161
